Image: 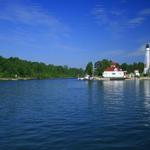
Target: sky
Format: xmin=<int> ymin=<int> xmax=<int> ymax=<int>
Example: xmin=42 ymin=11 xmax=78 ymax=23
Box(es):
xmin=0 ymin=0 xmax=150 ymax=68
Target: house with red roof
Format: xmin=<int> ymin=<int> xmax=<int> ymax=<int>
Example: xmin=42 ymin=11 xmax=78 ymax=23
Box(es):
xmin=102 ymin=63 xmax=125 ymax=79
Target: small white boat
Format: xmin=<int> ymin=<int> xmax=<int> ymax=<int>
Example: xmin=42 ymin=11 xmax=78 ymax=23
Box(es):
xmin=78 ymin=75 xmax=93 ymax=81
xmin=78 ymin=77 xmax=84 ymax=80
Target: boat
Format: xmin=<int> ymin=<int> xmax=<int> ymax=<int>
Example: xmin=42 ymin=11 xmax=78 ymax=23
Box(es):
xmin=78 ymin=75 xmax=93 ymax=81
xmin=78 ymin=77 xmax=84 ymax=80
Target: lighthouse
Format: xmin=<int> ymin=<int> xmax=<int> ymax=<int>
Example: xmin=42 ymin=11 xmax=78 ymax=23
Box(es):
xmin=144 ymin=43 xmax=150 ymax=74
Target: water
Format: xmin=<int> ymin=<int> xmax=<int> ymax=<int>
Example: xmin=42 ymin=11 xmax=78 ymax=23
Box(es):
xmin=0 ymin=79 xmax=150 ymax=150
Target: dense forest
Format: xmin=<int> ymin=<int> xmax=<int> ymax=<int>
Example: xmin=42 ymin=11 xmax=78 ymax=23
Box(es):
xmin=85 ymin=59 xmax=145 ymax=76
xmin=0 ymin=56 xmax=84 ymax=79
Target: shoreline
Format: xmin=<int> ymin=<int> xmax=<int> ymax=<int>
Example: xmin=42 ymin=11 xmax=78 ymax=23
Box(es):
xmin=93 ymin=76 xmax=150 ymax=81
xmin=1 ymin=77 xmax=150 ymax=81
xmin=0 ymin=77 xmax=76 ymax=81
xmin=0 ymin=77 xmax=35 ymax=81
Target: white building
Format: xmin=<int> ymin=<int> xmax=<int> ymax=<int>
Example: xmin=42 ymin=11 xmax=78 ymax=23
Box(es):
xmin=102 ymin=63 xmax=125 ymax=78
xmin=144 ymin=43 xmax=150 ymax=74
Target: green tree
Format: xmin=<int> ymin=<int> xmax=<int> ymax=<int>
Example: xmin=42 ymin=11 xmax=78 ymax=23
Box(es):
xmin=85 ymin=62 xmax=93 ymax=76
xmin=138 ymin=62 xmax=144 ymax=73
xmin=120 ymin=63 xmax=128 ymax=71
xmin=0 ymin=56 xmax=84 ymax=79
xmin=94 ymin=59 xmax=112 ymax=76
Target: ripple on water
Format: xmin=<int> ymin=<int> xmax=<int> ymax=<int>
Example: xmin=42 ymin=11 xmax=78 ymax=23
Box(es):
xmin=0 ymin=79 xmax=150 ymax=150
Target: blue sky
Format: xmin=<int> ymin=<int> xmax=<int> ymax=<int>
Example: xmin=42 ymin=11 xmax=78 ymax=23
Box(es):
xmin=0 ymin=0 xmax=150 ymax=68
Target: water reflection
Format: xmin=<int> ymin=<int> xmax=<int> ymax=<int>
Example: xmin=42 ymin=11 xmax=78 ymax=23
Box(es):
xmin=86 ymin=81 xmax=94 ymax=107
xmin=102 ymin=81 xmax=124 ymax=112
xmin=135 ymin=79 xmax=140 ymax=97
xmin=86 ymin=81 xmax=105 ymax=110
xmin=103 ymin=81 xmax=124 ymax=100
xmin=143 ymin=80 xmax=150 ymax=111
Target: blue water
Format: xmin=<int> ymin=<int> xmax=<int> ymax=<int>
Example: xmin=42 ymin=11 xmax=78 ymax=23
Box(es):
xmin=0 ymin=79 xmax=150 ymax=150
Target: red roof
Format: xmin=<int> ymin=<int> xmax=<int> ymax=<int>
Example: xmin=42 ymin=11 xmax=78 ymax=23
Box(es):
xmin=105 ymin=63 xmax=122 ymax=71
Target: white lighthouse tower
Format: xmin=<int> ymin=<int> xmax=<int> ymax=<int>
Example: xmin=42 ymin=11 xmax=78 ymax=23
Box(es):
xmin=144 ymin=43 xmax=150 ymax=74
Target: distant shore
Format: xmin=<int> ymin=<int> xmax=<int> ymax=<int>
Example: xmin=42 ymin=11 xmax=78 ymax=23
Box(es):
xmin=0 ymin=77 xmax=35 ymax=81
xmin=1 ymin=76 xmax=150 ymax=81
xmin=0 ymin=77 xmax=76 ymax=81
xmin=93 ymin=76 xmax=150 ymax=80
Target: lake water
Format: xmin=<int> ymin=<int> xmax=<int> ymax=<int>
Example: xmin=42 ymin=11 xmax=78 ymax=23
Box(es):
xmin=0 ymin=79 xmax=150 ymax=150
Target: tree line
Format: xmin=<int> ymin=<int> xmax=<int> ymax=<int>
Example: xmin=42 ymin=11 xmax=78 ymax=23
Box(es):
xmin=85 ymin=59 xmax=145 ymax=76
xmin=0 ymin=56 xmax=84 ymax=79
xmin=0 ymin=56 xmax=145 ymax=79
